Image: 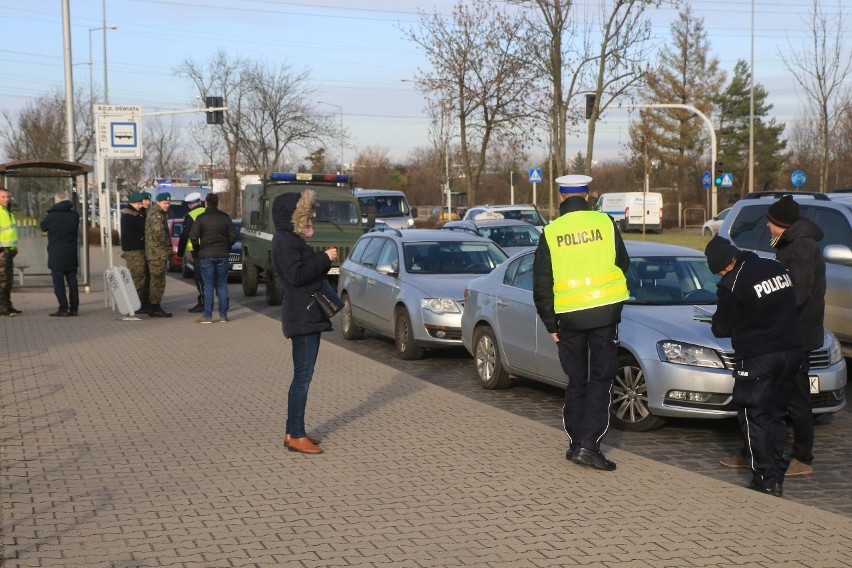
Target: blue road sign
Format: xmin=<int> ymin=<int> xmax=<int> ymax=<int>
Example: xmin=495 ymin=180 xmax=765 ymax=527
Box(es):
xmin=721 ymin=173 xmax=734 ymax=188
xmin=702 ymin=171 xmax=711 ymax=189
xmin=529 ymin=168 xmax=542 ymax=183
xmin=791 ymin=169 xmax=807 ymax=187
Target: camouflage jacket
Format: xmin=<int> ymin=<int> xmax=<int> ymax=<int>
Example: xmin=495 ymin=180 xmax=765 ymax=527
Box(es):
xmin=144 ymin=205 xmax=171 ymax=261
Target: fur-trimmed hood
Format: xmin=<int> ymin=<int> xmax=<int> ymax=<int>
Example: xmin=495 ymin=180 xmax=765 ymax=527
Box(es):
xmin=272 ymin=190 xmax=316 ymax=236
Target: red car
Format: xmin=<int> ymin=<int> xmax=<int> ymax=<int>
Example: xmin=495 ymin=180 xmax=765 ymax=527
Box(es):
xmin=166 ymin=219 xmax=183 ymax=272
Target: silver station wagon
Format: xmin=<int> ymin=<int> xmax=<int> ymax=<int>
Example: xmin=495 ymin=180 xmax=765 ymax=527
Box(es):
xmin=461 ymin=241 xmax=847 ymax=431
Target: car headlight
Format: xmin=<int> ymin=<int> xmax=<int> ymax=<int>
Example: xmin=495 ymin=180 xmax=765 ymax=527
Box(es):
xmin=657 ymin=341 xmax=725 ymax=369
xmin=826 ymin=333 xmax=843 ymax=366
xmin=421 ymin=298 xmax=461 ymax=314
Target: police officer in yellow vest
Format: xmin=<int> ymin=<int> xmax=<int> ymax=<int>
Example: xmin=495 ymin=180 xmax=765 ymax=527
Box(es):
xmin=0 ymin=187 xmax=23 ymax=317
xmin=533 ymin=175 xmax=629 ymax=471
xmin=177 ymin=192 xmax=206 ymax=312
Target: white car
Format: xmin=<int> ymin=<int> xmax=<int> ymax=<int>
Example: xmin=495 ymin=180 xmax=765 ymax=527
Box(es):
xmin=702 ymin=207 xmax=731 ymax=236
xmin=461 ymin=242 xmax=847 ymax=431
xmin=462 ymin=205 xmax=547 ymax=228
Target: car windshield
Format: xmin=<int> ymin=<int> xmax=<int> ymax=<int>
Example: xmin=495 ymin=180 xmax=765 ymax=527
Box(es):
xmin=403 ymin=241 xmax=508 ymax=274
xmin=625 ymin=256 xmax=720 ymax=305
xmin=499 ymin=209 xmax=545 ymax=226
xmin=478 ymin=224 xmax=540 ymax=248
xmin=315 ymin=200 xmax=359 ymax=225
xmin=358 ymin=195 xmax=410 ymax=218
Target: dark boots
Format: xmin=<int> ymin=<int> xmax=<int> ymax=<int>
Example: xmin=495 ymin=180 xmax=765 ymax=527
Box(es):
xmin=148 ymin=304 xmax=172 ymax=318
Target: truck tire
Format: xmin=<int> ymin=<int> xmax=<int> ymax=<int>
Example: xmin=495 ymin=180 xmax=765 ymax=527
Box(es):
xmin=265 ymin=262 xmax=283 ymax=306
xmin=242 ymin=261 xmax=258 ymax=296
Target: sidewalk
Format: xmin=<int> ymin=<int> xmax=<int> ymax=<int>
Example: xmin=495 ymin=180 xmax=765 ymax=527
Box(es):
xmin=2 ymin=252 xmax=852 ymax=567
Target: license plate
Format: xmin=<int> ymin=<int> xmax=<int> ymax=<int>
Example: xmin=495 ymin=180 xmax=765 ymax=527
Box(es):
xmin=232 ymin=263 xmax=242 ymax=271
xmin=809 ymin=375 xmax=819 ymax=394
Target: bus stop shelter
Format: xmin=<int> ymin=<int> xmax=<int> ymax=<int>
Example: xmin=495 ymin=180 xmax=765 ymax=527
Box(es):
xmin=0 ymin=159 xmax=94 ymax=289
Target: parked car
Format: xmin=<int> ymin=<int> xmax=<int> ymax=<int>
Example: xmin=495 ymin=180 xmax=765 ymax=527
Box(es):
xmin=166 ymin=219 xmax=183 ymax=272
xmin=182 ymin=219 xmax=243 ymax=281
xmin=701 ymin=207 xmax=731 ymax=236
xmin=430 ymin=206 xmax=464 ymax=223
xmin=593 ymin=192 xmax=663 ymax=232
xmin=716 ymin=191 xmax=852 ymax=356
xmin=463 ymin=204 xmax=547 ymax=228
xmin=461 ymin=242 xmax=847 ymax=431
xmin=338 ymin=228 xmax=508 ymax=360
xmin=354 ymin=189 xmax=416 ymax=230
xmin=441 ymin=218 xmax=541 ymax=254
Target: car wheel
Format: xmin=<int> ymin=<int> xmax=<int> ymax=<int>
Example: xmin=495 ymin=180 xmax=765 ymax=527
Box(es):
xmin=703 ymin=227 xmax=713 ymax=237
xmin=341 ymin=293 xmax=364 ymax=340
xmin=242 ymin=261 xmax=258 ymax=296
xmin=473 ymin=325 xmax=511 ymax=389
xmin=265 ymin=261 xmax=283 ymax=306
xmin=394 ymin=308 xmax=425 ymax=360
xmin=610 ymin=352 xmax=666 ymax=431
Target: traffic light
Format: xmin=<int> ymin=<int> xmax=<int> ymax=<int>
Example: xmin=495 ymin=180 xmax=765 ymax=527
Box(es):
xmin=585 ymin=94 xmax=596 ymax=120
xmin=713 ymin=161 xmax=724 ymax=186
xmin=205 ymin=95 xmax=224 ymax=125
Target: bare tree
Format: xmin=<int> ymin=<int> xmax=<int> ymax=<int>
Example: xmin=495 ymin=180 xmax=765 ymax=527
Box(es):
xmin=188 ymin=120 xmax=225 ymax=184
xmin=780 ymin=0 xmax=852 ymax=192
xmin=238 ymin=62 xmax=337 ymax=175
xmin=1 ymin=88 xmax=94 ymax=163
xmin=405 ymin=0 xmax=537 ymax=205
xmin=352 ymin=146 xmax=392 ymax=189
xmin=145 ymin=116 xmax=189 ymax=178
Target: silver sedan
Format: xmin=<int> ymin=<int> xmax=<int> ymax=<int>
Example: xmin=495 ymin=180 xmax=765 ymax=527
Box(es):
xmin=461 ymin=241 xmax=847 ymax=431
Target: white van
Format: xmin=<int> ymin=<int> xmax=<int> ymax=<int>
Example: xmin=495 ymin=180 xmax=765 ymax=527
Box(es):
xmin=354 ymin=189 xmax=416 ymax=230
xmin=594 ymin=192 xmax=663 ymax=232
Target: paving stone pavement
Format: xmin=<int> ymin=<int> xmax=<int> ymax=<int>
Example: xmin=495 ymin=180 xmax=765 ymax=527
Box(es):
xmin=2 ymin=261 xmax=852 ymax=567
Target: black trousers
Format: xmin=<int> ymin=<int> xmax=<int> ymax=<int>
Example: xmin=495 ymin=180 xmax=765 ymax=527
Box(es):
xmin=733 ymin=349 xmax=799 ymax=489
xmin=556 ymin=325 xmax=618 ymax=452
xmin=787 ymin=350 xmax=814 ymax=464
xmin=51 ymin=269 xmax=79 ymax=313
xmin=191 ymin=251 xmax=204 ymax=304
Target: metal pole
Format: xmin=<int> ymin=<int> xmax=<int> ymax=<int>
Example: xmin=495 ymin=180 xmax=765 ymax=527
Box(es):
xmin=748 ymin=0 xmax=755 ymax=194
xmin=510 ymin=171 xmax=514 ymax=205
xmin=61 ymin=0 xmax=75 ymax=163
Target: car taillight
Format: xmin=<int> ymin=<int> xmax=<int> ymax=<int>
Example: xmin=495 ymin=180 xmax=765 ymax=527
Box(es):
xmin=464 ymin=287 xmax=470 ymax=303
xmin=624 ymin=207 xmax=629 ymax=218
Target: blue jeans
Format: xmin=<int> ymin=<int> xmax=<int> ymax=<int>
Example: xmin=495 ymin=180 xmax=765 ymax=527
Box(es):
xmin=287 ymin=332 xmax=321 ymax=438
xmin=199 ymin=257 xmax=229 ymax=318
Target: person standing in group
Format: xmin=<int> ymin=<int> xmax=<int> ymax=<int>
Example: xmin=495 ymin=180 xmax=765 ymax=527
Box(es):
xmin=271 ymin=190 xmax=337 ymax=455
xmin=705 ymin=235 xmax=801 ymax=496
xmin=189 ymin=193 xmax=236 ymax=324
xmin=144 ymin=192 xmax=173 ymax=318
xmin=718 ymin=196 xmax=826 ymax=477
xmin=120 ymin=192 xmax=150 ymax=314
xmin=177 ymin=192 xmax=206 ymax=313
xmin=0 ymin=187 xmax=22 ymax=317
xmin=532 ymin=175 xmax=630 ymax=471
xmin=40 ymin=192 xmax=80 ymax=317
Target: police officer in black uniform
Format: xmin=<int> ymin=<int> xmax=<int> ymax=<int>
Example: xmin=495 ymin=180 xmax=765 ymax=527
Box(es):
xmin=705 ymin=236 xmax=801 ymax=496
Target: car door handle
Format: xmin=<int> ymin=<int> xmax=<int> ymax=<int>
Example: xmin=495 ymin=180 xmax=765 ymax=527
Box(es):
xmin=496 ymin=299 xmax=508 ymax=308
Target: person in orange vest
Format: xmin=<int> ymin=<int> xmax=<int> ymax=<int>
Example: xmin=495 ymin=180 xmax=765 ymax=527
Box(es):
xmin=533 ymin=175 xmax=630 ymax=471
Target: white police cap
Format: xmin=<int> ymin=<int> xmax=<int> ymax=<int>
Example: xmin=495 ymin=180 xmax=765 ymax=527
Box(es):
xmin=555 ymin=174 xmax=593 ymax=194
xmin=185 ymin=192 xmax=202 ymax=203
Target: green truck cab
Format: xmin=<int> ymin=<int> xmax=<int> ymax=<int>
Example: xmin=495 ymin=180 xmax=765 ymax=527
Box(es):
xmin=241 ymin=173 xmax=364 ymax=305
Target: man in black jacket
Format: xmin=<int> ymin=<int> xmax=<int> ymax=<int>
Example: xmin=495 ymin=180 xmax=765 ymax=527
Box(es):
xmin=189 ymin=193 xmax=236 ymax=323
xmin=119 ymin=192 xmax=149 ymax=314
xmin=706 ymin=236 xmax=801 ymax=496
xmin=40 ymin=192 xmax=80 ymax=317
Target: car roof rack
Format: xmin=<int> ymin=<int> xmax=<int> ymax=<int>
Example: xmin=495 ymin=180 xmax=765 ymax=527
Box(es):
xmin=743 ymin=191 xmax=830 ymax=200
xmin=367 ymin=225 xmax=402 ymax=236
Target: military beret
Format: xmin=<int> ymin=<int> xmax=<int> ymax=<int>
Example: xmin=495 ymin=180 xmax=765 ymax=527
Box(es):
xmin=128 ymin=192 xmax=143 ymax=203
xmin=155 ymin=192 xmax=171 ymax=202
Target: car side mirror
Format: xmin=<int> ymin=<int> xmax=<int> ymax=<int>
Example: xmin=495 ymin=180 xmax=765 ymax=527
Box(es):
xmin=376 ymin=262 xmax=399 ymax=276
xmin=411 ymin=207 xmax=418 ymax=218
xmin=823 ymin=244 xmax=852 ymax=266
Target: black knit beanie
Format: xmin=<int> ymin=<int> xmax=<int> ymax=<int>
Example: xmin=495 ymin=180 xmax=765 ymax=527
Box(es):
xmin=705 ymin=235 xmax=741 ymax=274
xmin=766 ymin=195 xmax=799 ymax=228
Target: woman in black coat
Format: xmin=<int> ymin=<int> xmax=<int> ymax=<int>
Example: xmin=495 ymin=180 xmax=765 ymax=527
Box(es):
xmin=271 ymin=190 xmax=338 ymax=455
xmin=40 ymin=193 xmax=80 ymax=317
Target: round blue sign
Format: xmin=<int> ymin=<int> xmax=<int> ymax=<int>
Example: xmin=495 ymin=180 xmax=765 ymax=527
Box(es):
xmin=702 ymin=171 xmax=711 ymax=189
xmin=791 ymin=169 xmax=807 ymax=187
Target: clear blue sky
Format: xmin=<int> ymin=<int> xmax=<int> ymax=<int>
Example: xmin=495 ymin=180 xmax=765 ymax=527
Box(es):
xmin=0 ymin=0 xmax=837 ymax=169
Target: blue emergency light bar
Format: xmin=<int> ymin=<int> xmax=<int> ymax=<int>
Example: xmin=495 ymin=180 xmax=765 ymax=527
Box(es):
xmin=268 ymin=172 xmax=351 ymax=184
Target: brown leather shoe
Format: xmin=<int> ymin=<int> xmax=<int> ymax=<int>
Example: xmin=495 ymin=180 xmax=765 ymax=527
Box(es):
xmin=284 ymin=434 xmax=321 ymax=447
xmin=287 ymin=436 xmax=323 ymax=454
xmin=719 ymin=454 xmax=750 ymax=468
xmin=786 ymin=458 xmax=813 ymax=476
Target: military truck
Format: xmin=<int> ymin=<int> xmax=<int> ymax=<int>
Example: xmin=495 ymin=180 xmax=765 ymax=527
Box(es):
xmin=241 ymin=173 xmax=364 ymax=305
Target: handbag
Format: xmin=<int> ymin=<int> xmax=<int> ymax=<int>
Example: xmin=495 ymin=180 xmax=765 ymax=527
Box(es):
xmin=306 ymin=280 xmax=345 ymax=320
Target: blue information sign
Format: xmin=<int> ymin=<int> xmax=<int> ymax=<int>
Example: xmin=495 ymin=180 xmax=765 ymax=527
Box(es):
xmin=791 ymin=169 xmax=807 ymax=187
xmin=702 ymin=171 xmax=711 ymax=189
xmin=528 ymin=168 xmax=542 ymax=183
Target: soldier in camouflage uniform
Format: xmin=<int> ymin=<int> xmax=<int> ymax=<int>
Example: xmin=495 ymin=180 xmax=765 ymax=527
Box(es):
xmin=120 ymin=192 xmax=149 ymax=313
xmin=144 ymin=192 xmax=173 ymax=317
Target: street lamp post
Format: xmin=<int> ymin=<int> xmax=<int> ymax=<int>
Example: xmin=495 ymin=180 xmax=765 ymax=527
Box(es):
xmin=318 ymin=101 xmax=344 ymax=173
xmin=87 ymin=25 xmax=117 ymax=105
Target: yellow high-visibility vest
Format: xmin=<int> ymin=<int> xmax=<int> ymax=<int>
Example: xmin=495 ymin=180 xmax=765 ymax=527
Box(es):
xmin=544 ymin=210 xmax=628 ymax=313
xmin=0 ymin=205 xmax=18 ymax=249
xmin=185 ymin=206 xmax=206 ymax=252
